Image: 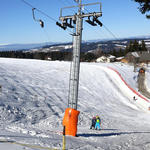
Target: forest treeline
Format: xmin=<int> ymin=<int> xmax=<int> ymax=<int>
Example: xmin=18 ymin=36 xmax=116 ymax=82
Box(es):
xmin=0 ymin=40 xmax=147 ymax=62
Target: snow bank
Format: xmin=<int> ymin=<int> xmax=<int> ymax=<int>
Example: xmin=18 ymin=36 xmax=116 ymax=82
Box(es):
xmin=0 ymin=58 xmax=150 ymax=149
xmin=107 ymin=67 xmax=150 ymax=112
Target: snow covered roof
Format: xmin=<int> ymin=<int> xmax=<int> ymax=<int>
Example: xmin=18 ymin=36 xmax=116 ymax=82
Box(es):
xmin=108 ymin=55 xmax=116 ymax=59
xmin=116 ymin=56 xmax=124 ymax=60
xmin=131 ymin=52 xmax=140 ymax=58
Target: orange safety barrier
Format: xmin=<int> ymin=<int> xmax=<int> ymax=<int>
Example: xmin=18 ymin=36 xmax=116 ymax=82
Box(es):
xmin=63 ymin=108 xmax=80 ymax=136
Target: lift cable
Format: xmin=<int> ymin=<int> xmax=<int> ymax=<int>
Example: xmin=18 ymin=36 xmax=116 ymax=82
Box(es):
xmin=21 ymin=0 xmax=74 ymax=34
xmin=102 ymin=24 xmax=118 ymax=40
xmin=21 ymin=0 xmax=57 ymax=22
xmin=66 ymin=0 xmax=77 ymax=6
xmin=59 ymin=1 xmax=118 ymax=41
xmin=22 ymin=0 xmax=118 ymax=40
xmin=83 ymin=6 xmax=119 ymax=40
xmin=57 ymin=0 xmax=76 ymax=14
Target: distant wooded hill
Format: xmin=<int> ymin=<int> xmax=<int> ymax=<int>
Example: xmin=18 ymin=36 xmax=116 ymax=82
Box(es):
xmin=0 ymin=37 xmax=149 ymax=61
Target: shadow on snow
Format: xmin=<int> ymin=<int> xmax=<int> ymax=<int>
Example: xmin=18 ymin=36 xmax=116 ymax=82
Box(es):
xmin=77 ymin=131 xmax=150 ymax=137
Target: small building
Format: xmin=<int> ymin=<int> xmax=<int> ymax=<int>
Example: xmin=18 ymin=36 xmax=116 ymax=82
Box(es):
xmin=108 ymin=55 xmax=116 ymax=62
xmin=45 ymin=56 xmax=52 ymax=61
xmin=125 ymin=52 xmax=140 ymax=63
xmin=121 ymin=58 xmax=128 ymax=63
xmin=96 ymin=56 xmax=107 ymax=62
xmin=139 ymin=51 xmax=150 ymax=63
xmin=96 ymin=55 xmax=116 ymax=63
xmin=125 ymin=51 xmax=150 ymax=64
xmin=116 ymin=56 xmax=124 ymax=62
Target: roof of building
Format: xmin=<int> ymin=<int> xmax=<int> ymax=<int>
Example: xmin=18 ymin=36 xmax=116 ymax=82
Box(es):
xmin=126 ymin=51 xmax=150 ymax=61
xmin=108 ymin=55 xmax=116 ymax=59
xmin=139 ymin=51 xmax=150 ymax=61
xmin=131 ymin=52 xmax=140 ymax=58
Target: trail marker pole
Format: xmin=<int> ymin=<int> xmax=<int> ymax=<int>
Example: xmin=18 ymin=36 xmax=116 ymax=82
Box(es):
xmin=62 ymin=126 xmax=66 ymax=150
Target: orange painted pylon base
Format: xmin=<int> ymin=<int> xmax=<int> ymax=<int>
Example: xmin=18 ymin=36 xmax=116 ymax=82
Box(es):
xmin=62 ymin=108 xmax=80 ymax=136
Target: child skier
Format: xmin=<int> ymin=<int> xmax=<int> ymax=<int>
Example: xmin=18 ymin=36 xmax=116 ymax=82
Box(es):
xmin=95 ymin=115 xmax=101 ymax=130
xmin=133 ymin=96 xmax=137 ymax=101
xmin=90 ymin=116 xmax=96 ymax=129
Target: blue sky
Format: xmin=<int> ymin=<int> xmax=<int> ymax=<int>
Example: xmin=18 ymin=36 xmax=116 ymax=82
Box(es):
xmin=0 ymin=0 xmax=150 ymax=44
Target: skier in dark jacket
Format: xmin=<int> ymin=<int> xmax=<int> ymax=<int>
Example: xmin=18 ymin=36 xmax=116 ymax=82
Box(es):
xmin=90 ymin=116 xmax=96 ymax=129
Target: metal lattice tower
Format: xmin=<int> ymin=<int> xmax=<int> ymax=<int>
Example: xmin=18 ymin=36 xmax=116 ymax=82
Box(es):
xmin=57 ymin=0 xmax=102 ymax=110
xmin=68 ymin=1 xmax=82 ymax=110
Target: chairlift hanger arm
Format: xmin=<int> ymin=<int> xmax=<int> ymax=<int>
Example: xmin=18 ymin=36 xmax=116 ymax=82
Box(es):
xmin=32 ymin=8 xmax=44 ymax=28
xmin=59 ymin=12 xmax=102 ymax=22
xmin=32 ymin=8 xmax=39 ymax=22
xmin=60 ymin=2 xmax=102 ymax=18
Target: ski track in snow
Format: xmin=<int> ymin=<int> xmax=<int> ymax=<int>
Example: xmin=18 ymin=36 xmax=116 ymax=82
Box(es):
xmin=0 ymin=58 xmax=150 ymax=149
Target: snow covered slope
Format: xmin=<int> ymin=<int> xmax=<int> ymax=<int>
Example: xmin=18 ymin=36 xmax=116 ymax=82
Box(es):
xmin=0 ymin=58 xmax=150 ymax=150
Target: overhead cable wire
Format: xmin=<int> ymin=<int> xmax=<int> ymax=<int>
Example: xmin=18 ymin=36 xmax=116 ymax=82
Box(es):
xmin=65 ymin=0 xmax=76 ymax=6
xmin=21 ymin=0 xmax=57 ymax=22
xmin=57 ymin=1 xmax=119 ymax=40
xmin=54 ymin=0 xmax=78 ymax=34
xmin=102 ymin=24 xmax=118 ymax=40
xmin=56 ymin=0 xmax=76 ymax=15
xmin=21 ymin=0 xmax=74 ymax=35
xmin=22 ymin=0 xmax=118 ymax=40
xmin=83 ymin=6 xmax=119 ymax=40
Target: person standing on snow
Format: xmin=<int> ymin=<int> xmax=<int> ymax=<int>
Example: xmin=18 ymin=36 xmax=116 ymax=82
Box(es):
xmin=90 ymin=116 xmax=96 ymax=129
xmin=133 ymin=96 xmax=137 ymax=101
xmin=95 ymin=115 xmax=101 ymax=130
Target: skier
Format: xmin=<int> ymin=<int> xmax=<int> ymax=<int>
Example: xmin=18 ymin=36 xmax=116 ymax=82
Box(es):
xmin=133 ymin=96 xmax=137 ymax=101
xmin=95 ymin=115 xmax=101 ymax=130
xmin=90 ymin=116 xmax=96 ymax=129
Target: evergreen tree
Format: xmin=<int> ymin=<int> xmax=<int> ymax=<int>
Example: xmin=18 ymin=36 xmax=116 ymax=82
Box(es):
xmin=138 ymin=43 xmax=142 ymax=52
xmin=128 ymin=41 xmax=134 ymax=52
xmin=118 ymin=48 xmax=123 ymax=57
xmin=132 ymin=40 xmax=139 ymax=52
xmin=141 ymin=40 xmax=147 ymax=51
xmin=133 ymin=0 xmax=150 ymax=18
xmin=112 ymin=49 xmax=116 ymax=56
xmin=84 ymin=52 xmax=96 ymax=62
xmin=124 ymin=45 xmax=130 ymax=55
